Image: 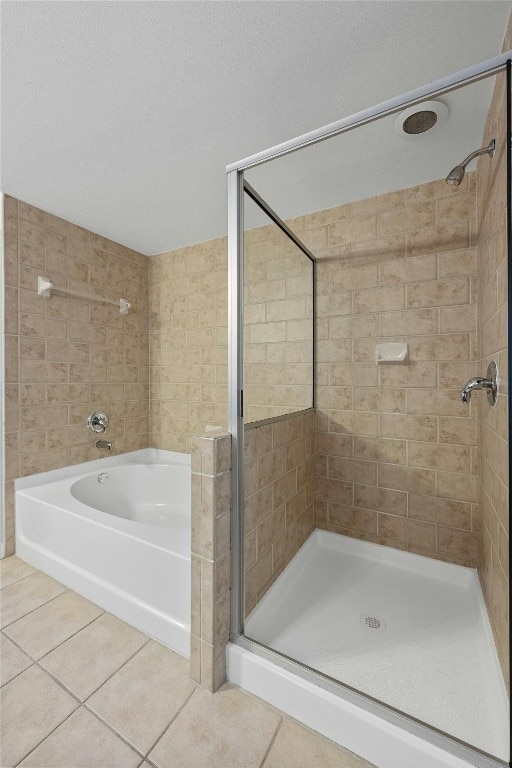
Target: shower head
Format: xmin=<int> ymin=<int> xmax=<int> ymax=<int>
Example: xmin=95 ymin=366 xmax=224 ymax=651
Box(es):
xmin=445 ymin=164 xmax=466 ymax=186
xmin=446 ymin=139 xmax=495 ymax=186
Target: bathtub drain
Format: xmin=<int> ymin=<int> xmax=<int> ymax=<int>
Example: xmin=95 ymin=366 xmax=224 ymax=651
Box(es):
xmin=360 ymin=614 xmax=386 ymax=631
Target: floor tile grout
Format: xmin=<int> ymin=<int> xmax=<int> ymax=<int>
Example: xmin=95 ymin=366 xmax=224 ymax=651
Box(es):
xmin=33 ymin=634 xmax=152 ymax=708
xmin=82 ymin=704 xmax=147 ymax=762
xmin=0 ymin=569 xmax=37 ymax=590
xmin=143 ymin=686 xmax=198 ymax=764
xmin=1 ymin=573 xmax=175 ymax=762
xmin=0 ymin=657 xmax=35 ymax=690
xmin=16 ymin=635 xmax=194 ymax=768
xmin=258 ymin=716 xmax=283 ymax=768
xmin=2 ymin=558 xmax=376 ymax=768
xmin=3 ymin=608 xmax=106 ymax=666
xmin=12 ymin=700 xmax=81 ymax=768
xmin=81 ymin=636 xmax=152 ymax=703
xmin=1 ymin=587 xmax=69 ymax=631
xmin=32 ymin=663 xmax=85 ymax=707
xmin=141 ymin=756 xmax=159 ymax=768
xmin=1 ymin=627 xmax=34 ymax=659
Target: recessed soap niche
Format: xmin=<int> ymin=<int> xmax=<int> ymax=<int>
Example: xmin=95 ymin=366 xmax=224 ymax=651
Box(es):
xmin=375 ymin=343 xmax=408 ymax=363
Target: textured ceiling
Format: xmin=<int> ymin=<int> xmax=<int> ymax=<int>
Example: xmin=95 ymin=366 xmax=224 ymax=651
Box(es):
xmin=1 ymin=1 xmax=511 ymax=254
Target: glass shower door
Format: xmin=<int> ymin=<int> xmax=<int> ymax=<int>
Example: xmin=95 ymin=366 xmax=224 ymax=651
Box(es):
xmin=229 ymin=58 xmax=511 ymax=767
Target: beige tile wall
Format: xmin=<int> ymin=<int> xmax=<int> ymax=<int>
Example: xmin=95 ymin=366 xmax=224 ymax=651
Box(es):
xmin=3 ymin=196 xmax=149 ymax=556
xmin=148 ymin=239 xmax=228 ymax=453
xmin=309 ymin=177 xmax=480 ymax=566
xmin=149 ymin=175 xmax=483 ymax=575
xmin=244 ymin=222 xmax=313 ymax=423
xmin=190 ymin=431 xmax=231 ymax=691
xmin=148 ymin=225 xmax=313 ymax=450
xmin=244 ymin=410 xmax=315 ymax=616
xmin=476 ymin=63 xmax=509 ymax=683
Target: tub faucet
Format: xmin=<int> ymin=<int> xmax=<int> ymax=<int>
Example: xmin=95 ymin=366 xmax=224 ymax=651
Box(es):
xmin=95 ymin=440 xmax=113 ymax=452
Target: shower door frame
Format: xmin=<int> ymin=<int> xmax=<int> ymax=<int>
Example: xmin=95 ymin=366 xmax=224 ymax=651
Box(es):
xmin=227 ymin=51 xmax=512 ymax=768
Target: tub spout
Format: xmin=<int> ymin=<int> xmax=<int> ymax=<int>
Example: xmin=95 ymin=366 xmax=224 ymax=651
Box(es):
xmin=95 ymin=440 xmax=113 ymax=451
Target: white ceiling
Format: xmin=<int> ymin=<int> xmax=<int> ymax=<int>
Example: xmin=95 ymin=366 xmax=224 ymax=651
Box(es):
xmin=1 ymin=1 xmax=511 ymax=255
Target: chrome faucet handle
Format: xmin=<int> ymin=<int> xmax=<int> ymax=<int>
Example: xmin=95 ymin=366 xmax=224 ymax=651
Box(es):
xmin=460 ymin=378 xmax=487 ymax=404
xmin=460 ymin=361 xmax=497 ymax=406
xmin=87 ymin=411 xmax=109 ymax=433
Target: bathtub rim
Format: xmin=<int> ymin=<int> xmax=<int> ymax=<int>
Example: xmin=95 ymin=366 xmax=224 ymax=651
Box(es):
xmin=15 ymin=449 xmax=191 ymax=558
xmin=15 ymin=448 xmax=190 ymax=492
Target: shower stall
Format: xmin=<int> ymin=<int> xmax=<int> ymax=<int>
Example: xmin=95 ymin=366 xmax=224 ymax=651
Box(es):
xmin=226 ymin=53 xmax=511 ymax=768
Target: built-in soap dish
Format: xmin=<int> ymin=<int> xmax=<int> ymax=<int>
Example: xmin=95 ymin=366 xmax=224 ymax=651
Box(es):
xmin=375 ymin=343 xmax=408 ymax=363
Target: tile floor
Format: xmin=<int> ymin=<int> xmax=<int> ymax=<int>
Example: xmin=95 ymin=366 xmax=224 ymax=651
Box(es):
xmin=1 ymin=556 xmax=375 ymax=768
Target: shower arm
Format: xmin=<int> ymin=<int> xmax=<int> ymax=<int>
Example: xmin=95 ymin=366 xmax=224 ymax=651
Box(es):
xmin=458 ymin=139 xmax=495 ymax=171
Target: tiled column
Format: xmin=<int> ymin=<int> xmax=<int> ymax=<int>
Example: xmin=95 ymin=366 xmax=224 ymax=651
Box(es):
xmin=190 ymin=431 xmax=231 ymax=692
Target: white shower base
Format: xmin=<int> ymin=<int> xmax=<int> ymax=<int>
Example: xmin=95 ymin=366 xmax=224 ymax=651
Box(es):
xmin=243 ymin=530 xmax=509 ymax=762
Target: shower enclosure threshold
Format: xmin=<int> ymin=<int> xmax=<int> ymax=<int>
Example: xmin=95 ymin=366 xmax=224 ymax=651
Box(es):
xmin=235 ymin=530 xmax=509 ymax=764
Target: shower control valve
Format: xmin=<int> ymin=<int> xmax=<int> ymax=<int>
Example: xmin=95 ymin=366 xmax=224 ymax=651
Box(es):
xmin=87 ymin=411 xmax=109 ymax=434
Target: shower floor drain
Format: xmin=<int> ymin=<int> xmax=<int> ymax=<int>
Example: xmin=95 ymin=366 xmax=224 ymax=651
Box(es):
xmin=360 ymin=614 xmax=386 ymax=631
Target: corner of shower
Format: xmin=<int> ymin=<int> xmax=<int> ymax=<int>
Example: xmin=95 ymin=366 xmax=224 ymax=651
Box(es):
xmin=226 ymin=52 xmax=511 ymax=768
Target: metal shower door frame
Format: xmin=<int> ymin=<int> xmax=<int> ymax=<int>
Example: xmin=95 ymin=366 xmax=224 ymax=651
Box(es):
xmin=227 ymin=50 xmax=511 ymax=768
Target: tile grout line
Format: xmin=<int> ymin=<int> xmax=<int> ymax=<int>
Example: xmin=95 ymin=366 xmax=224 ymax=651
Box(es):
xmin=31 ymin=635 xmax=152 ymax=709
xmin=81 ymin=636 xmax=153 ymax=703
xmin=81 ymin=703 xmax=147 ymax=763
xmin=12 ymin=700 xmax=81 ymax=768
xmin=142 ymin=686 xmax=198 ymax=763
xmin=0 ymin=569 xmax=38 ymax=590
xmin=2 ymin=608 xmax=106 ymax=666
xmin=0 ymin=660 xmax=35 ymax=690
xmin=9 ymin=637 xmax=155 ymax=766
xmin=0 ymin=587 xmax=69 ymax=630
xmin=0 ymin=629 xmax=34 ymax=688
xmin=258 ymin=716 xmax=283 ymax=768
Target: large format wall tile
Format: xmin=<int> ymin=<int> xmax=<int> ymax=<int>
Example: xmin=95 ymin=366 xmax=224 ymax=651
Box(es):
xmin=475 ymin=54 xmax=510 ymax=685
xmin=149 ymin=239 xmax=228 ymax=452
xmin=2 ymin=197 xmax=149 ymax=555
xmin=244 ymin=410 xmax=315 ymax=615
xmin=313 ymin=174 xmax=479 ymax=568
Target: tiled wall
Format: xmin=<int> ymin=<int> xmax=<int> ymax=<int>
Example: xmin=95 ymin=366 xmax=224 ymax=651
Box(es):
xmin=244 ymin=223 xmax=313 ymax=423
xmin=148 ymin=226 xmax=313 ymax=449
xmin=243 ymin=410 xmax=315 ymax=615
xmin=148 ymin=238 xmax=228 ymax=453
xmin=149 ymin=175 xmax=481 ymax=574
xmin=190 ymin=431 xmax=231 ymax=691
xmin=310 ymin=177 xmax=480 ymax=566
xmin=3 ymin=196 xmax=149 ymax=556
xmin=476 ymin=63 xmax=509 ymax=682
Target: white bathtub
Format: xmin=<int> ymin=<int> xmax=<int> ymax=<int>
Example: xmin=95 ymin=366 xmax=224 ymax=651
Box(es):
xmin=15 ymin=449 xmax=191 ymax=658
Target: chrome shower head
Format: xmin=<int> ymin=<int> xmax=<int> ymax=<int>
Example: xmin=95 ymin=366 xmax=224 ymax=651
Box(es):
xmin=445 ymin=139 xmax=495 ymax=186
xmin=446 ymin=165 xmax=466 ymax=186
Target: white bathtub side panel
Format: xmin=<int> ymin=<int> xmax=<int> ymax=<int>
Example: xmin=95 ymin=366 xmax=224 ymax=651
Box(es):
xmin=16 ymin=494 xmax=190 ymax=658
xmin=226 ymin=644 xmax=494 ymax=768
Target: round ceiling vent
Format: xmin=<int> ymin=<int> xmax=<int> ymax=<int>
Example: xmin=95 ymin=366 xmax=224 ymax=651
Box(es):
xmin=394 ymin=100 xmax=448 ymax=138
